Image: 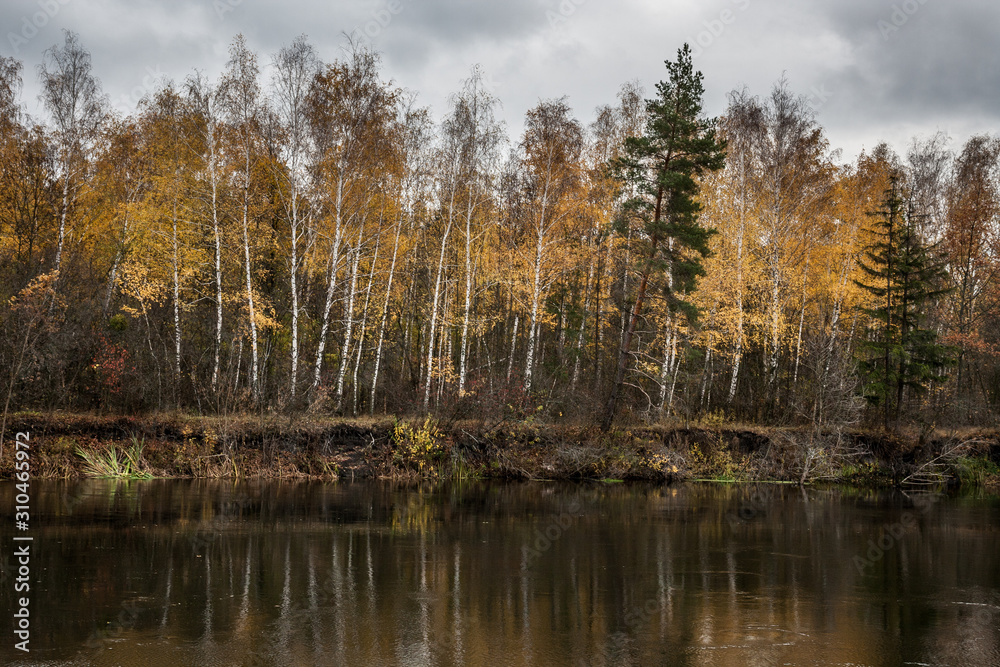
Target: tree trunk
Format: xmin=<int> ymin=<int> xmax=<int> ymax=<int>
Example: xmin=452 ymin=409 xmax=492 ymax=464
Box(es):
xmin=458 ymin=194 xmax=475 ymax=395
xmin=792 ymin=253 xmax=810 ymax=386
xmin=602 ymin=257 xmax=653 ymax=431
xmin=727 ymin=199 xmax=745 ymax=404
xmin=370 ymin=215 xmax=403 ymax=414
xmin=423 ymin=192 xmax=455 ymax=409
xmin=312 ymin=172 xmax=346 ymax=392
xmin=210 ymin=132 xmax=223 ymax=394
xmin=506 ymin=312 xmax=518 ymax=383
xmin=239 ymin=148 xmax=259 ymax=401
xmin=171 ymin=199 xmax=183 ymax=385
xmin=335 ymin=225 xmax=365 ymax=411
xmin=658 ymin=315 xmax=673 ymax=413
xmin=524 ymin=189 xmax=548 ymax=393
xmin=54 ymin=171 xmax=70 ymax=272
xmin=571 ymin=259 xmax=594 ymax=391
xmin=289 ymin=190 xmax=301 ymax=399
xmin=351 ymin=230 xmax=380 ymax=415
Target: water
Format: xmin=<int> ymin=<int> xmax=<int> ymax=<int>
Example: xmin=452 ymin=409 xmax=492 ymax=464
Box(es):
xmin=1 ymin=480 xmax=998 ymax=666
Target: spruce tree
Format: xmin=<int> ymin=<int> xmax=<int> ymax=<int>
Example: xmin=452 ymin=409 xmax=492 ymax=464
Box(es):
xmin=855 ymin=175 xmax=952 ymax=428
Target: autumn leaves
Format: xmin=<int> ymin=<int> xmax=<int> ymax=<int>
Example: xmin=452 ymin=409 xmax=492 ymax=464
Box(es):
xmin=0 ymin=33 xmax=997 ymax=427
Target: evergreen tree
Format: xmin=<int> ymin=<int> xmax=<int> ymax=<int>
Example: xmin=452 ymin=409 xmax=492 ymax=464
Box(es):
xmin=601 ymin=44 xmax=726 ymax=430
xmin=855 ymin=174 xmax=952 ymax=428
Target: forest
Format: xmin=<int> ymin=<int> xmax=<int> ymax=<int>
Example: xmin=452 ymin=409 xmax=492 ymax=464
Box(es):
xmin=1 ymin=31 xmax=998 ymax=432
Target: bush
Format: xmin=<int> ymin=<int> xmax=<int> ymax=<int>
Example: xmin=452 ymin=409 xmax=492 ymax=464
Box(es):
xmin=392 ymin=418 xmax=445 ymax=472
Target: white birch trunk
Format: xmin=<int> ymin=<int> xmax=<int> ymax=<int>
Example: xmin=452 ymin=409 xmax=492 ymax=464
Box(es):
xmin=241 ymin=155 xmax=259 ymax=399
xmin=458 ymin=195 xmax=475 ymax=396
xmin=423 ymin=194 xmax=455 ymax=409
xmin=335 ymin=224 xmax=365 ymax=410
xmin=524 ymin=188 xmax=548 ymax=393
xmin=171 ymin=200 xmax=182 ymax=380
xmin=351 ymin=230 xmax=380 ymax=415
xmin=312 ymin=172 xmax=346 ymax=392
xmin=289 ymin=191 xmax=300 ymax=398
xmin=54 ymin=172 xmax=70 ymax=271
xmin=506 ymin=313 xmax=518 ymax=383
xmin=571 ymin=259 xmax=594 ymax=391
xmin=727 ymin=203 xmax=745 ymax=403
xmin=370 ymin=215 xmax=402 ymax=414
xmin=792 ymin=253 xmax=810 ymax=385
xmin=658 ymin=322 xmax=673 ymax=412
xmin=209 ymin=122 xmax=224 ymax=393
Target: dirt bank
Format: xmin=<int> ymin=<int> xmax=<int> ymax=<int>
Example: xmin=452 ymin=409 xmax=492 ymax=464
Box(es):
xmin=2 ymin=413 xmax=998 ymax=487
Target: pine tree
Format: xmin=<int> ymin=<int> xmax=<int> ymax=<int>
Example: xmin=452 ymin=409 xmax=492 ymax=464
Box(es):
xmin=855 ymin=174 xmax=952 ymax=428
xmin=601 ymin=44 xmax=726 ymax=430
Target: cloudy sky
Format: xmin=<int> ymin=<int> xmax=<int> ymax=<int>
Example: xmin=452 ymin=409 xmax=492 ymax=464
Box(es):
xmin=3 ymin=0 xmax=998 ymax=162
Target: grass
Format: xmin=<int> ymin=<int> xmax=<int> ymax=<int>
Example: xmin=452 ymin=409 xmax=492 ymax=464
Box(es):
xmin=952 ymin=456 xmax=1000 ymax=488
xmin=76 ymin=436 xmax=154 ymax=479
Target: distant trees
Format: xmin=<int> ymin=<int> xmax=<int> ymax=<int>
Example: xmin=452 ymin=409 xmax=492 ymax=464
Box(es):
xmin=1 ymin=33 xmax=998 ymax=428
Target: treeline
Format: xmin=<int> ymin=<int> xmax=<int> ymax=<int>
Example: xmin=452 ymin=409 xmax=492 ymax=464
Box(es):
xmin=1 ymin=32 xmax=998 ymax=428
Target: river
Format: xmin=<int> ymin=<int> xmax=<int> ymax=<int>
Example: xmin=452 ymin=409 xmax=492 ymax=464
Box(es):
xmin=1 ymin=480 xmax=998 ymax=665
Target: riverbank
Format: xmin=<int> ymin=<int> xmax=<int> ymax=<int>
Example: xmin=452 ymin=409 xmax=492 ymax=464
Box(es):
xmin=1 ymin=412 xmax=998 ymax=488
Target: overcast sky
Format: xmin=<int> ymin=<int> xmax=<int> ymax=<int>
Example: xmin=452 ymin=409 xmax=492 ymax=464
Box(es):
xmin=3 ymin=0 xmax=998 ymax=162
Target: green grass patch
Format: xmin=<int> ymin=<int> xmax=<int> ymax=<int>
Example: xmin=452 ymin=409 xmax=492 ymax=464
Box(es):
xmin=76 ymin=437 xmax=153 ymax=479
xmin=952 ymin=456 xmax=1000 ymax=488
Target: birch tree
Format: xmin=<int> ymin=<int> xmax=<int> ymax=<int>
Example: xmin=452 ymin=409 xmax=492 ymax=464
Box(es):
xmin=943 ymin=135 xmax=1000 ymax=413
xmin=271 ymin=35 xmax=319 ymax=400
xmin=219 ymin=34 xmax=264 ymax=400
xmin=456 ymin=67 xmax=503 ymax=397
xmin=307 ymin=44 xmax=396 ymax=397
xmin=185 ymin=73 xmax=227 ymax=393
xmin=520 ymin=98 xmax=583 ymax=393
xmin=37 ymin=30 xmax=106 ymax=274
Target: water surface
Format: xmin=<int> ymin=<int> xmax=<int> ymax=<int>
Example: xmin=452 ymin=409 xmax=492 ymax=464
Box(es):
xmin=1 ymin=480 xmax=998 ymax=666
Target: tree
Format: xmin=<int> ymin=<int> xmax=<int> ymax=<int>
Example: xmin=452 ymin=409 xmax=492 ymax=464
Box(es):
xmin=575 ymin=81 xmax=644 ymax=397
xmin=855 ymin=175 xmax=953 ymax=428
xmin=219 ymin=34 xmax=265 ymax=402
xmin=456 ymin=67 xmax=503 ymax=397
xmin=37 ymin=31 xmax=106 ymax=274
xmin=942 ymin=135 xmax=1000 ymax=416
xmin=307 ymin=43 xmax=396 ymax=400
xmin=135 ymin=84 xmax=206 ymax=401
xmin=370 ymin=101 xmax=432 ymax=414
xmin=271 ymin=35 xmax=319 ymax=401
xmin=745 ymin=81 xmax=833 ymax=410
xmin=601 ymin=45 xmax=725 ymax=430
xmin=519 ymin=98 xmax=583 ymax=394
xmin=185 ymin=73 xmax=227 ymax=394
xmin=422 ymin=69 xmax=503 ymax=406
xmin=0 ymin=56 xmax=20 ymax=126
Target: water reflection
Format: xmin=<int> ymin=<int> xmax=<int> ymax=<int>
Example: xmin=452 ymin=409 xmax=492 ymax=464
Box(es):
xmin=1 ymin=480 xmax=998 ymax=666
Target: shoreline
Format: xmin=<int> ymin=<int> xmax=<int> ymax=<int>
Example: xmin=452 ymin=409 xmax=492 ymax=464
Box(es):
xmin=2 ymin=412 xmax=998 ymax=488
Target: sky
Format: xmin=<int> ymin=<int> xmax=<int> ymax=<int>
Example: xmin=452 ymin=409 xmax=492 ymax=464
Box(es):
xmin=3 ymin=0 xmax=998 ymax=163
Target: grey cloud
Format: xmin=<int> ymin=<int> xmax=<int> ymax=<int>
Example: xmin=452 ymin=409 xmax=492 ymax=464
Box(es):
xmin=1 ymin=0 xmax=997 ymax=161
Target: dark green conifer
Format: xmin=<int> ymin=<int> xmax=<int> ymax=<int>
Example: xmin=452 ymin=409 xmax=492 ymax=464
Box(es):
xmin=855 ymin=174 xmax=953 ymax=428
